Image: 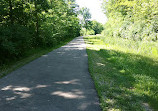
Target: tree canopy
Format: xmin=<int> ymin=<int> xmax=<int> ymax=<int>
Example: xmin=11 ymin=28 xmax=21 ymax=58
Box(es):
xmin=0 ymin=0 xmax=80 ymax=64
xmin=78 ymin=7 xmax=103 ymax=36
xmin=79 ymin=7 xmax=91 ymax=29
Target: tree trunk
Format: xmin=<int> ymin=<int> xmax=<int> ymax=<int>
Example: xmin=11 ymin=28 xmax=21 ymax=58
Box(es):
xmin=34 ymin=0 xmax=39 ymax=45
xmin=8 ymin=0 xmax=13 ymax=24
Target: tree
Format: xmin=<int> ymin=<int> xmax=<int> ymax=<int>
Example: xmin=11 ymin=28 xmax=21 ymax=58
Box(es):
xmin=79 ymin=7 xmax=91 ymax=29
xmin=91 ymin=20 xmax=104 ymax=34
xmin=0 ymin=0 xmax=80 ymax=64
xmin=102 ymin=0 xmax=158 ymax=41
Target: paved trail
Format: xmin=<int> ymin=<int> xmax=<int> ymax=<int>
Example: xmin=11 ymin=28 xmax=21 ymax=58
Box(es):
xmin=0 ymin=36 xmax=101 ymax=111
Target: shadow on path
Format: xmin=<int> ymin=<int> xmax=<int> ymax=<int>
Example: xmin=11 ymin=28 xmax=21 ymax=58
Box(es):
xmin=0 ymin=36 xmax=101 ymax=111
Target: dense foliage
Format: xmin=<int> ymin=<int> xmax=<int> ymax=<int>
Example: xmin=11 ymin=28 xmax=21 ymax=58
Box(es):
xmin=88 ymin=20 xmax=104 ymax=35
xmin=102 ymin=0 xmax=158 ymax=41
xmin=0 ymin=0 xmax=80 ymax=64
xmin=80 ymin=20 xmax=104 ymax=36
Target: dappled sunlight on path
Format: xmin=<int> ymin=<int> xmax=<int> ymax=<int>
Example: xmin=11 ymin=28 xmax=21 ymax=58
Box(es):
xmin=0 ymin=36 xmax=101 ymax=111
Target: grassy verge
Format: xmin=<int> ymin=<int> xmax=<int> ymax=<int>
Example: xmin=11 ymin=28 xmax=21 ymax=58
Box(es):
xmin=0 ymin=37 xmax=74 ymax=78
xmin=84 ymin=35 xmax=158 ymax=111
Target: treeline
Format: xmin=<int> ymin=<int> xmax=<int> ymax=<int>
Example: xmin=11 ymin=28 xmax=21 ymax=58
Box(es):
xmin=0 ymin=0 xmax=80 ymax=64
xmin=79 ymin=7 xmax=104 ymax=36
xmin=80 ymin=20 xmax=104 ymax=36
xmin=102 ymin=0 xmax=158 ymax=41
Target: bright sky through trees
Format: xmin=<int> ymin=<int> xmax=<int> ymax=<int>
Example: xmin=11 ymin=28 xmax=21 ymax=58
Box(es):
xmin=76 ymin=0 xmax=107 ymax=24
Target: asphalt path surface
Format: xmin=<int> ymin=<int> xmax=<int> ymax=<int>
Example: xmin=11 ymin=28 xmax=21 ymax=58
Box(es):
xmin=0 ymin=36 xmax=101 ymax=111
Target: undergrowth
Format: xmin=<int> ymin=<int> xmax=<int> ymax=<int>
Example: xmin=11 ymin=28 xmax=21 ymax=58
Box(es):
xmin=0 ymin=37 xmax=74 ymax=78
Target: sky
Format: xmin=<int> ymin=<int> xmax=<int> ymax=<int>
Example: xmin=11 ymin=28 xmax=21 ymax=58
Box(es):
xmin=76 ymin=0 xmax=107 ymax=24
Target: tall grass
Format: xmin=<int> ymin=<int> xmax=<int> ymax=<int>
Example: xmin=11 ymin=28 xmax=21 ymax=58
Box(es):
xmin=84 ymin=35 xmax=158 ymax=111
xmin=101 ymin=36 xmax=158 ymax=59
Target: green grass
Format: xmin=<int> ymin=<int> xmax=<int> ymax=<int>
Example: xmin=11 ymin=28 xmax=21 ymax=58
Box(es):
xmin=84 ymin=35 xmax=158 ymax=111
xmin=0 ymin=37 xmax=74 ymax=78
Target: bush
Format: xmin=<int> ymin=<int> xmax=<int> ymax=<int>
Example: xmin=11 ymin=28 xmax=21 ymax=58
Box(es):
xmin=80 ymin=28 xmax=95 ymax=36
xmin=80 ymin=28 xmax=87 ymax=36
xmin=0 ymin=24 xmax=33 ymax=63
xmin=86 ymin=29 xmax=95 ymax=35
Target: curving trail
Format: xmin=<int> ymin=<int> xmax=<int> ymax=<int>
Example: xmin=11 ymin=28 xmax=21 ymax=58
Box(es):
xmin=0 ymin=36 xmax=101 ymax=111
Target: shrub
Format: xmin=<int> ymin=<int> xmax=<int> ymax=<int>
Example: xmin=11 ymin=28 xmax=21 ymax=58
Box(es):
xmin=0 ymin=24 xmax=33 ymax=63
